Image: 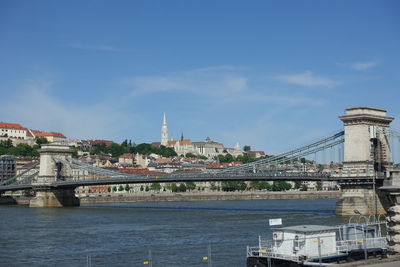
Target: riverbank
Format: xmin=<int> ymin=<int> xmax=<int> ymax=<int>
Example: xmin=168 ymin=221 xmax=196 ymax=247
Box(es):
xmin=80 ymin=190 xmax=341 ymax=205
xmin=0 ymin=191 xmax=341 ymax=206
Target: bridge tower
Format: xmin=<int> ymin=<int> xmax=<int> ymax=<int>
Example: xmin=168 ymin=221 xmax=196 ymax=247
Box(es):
xmin=336 ymin=107 xmax=394 ymax=215
xmin=29 ymin=143 xmax=80 ymax=207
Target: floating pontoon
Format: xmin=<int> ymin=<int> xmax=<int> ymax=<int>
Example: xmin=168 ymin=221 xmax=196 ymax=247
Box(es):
xmin=247 ymin=216 xmax=387 ymax=266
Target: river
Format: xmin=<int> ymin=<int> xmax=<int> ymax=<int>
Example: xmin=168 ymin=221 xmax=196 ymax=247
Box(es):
xmin=0 ymin=198 xmax=346 ymax=266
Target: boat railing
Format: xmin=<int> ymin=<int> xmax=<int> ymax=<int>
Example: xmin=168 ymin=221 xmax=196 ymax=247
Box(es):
xmin=337 ymin=237 xmax=387 ymax=252
xmin=248 ymin=238 xmax=302 ymax=263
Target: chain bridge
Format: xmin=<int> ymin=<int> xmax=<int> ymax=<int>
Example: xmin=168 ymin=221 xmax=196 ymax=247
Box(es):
xmin=1 ymin=107 xmax=400 ymax=214
xmin=0 ymin=132 xmax=344 ymax=196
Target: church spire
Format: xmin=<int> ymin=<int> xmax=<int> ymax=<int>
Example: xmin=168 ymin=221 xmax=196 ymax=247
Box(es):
xmin=161 ymin=113 xmax=168 ymax=146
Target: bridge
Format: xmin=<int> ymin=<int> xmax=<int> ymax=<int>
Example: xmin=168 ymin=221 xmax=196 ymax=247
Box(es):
xmin=0 ymin=131 xmax=347 ymax=194
xmin=2 ymin=106 xmax=400 ymax=252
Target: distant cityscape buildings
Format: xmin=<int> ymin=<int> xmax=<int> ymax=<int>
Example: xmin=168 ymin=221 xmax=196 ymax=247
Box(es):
xmin=0 ymin=155 xmax=15 ymax=182
xmin=156 ymin=113 xmax=244 ymax=158
xmin=0 ymin=122 xmax=66 ymax=145
xmin=0 ymin=116 xmax=340 ymax=196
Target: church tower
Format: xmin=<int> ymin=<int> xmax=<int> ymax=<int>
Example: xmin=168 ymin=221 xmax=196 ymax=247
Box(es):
xmin=161 ymin=113 xmax=168 ymax=146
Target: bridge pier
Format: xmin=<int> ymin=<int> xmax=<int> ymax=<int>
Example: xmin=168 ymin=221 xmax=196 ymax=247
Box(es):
xmin=30 ymin=143 xmax=79 ymax=208
xmin=336 ymin=184 xmax=388 ymax=216
xmin=336 ymin=107 xmax=394 ymax=216
xmin=380 ymin=169 xmax=400 ymax=253
xmin=30 ymin=188 xmax=80 ymax=208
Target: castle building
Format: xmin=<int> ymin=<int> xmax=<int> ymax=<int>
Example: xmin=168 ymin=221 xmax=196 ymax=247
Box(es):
xmin=0 ymin=122 xmax=32 ymax=140
xmin=159 ymin=114 xmax=244 ymax=158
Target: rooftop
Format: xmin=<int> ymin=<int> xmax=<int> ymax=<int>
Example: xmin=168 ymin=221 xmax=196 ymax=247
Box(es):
xmin=0 ymin=122 xmax=27 ymax=130
xmin=273 ymin=225 xmax=337 ymax=233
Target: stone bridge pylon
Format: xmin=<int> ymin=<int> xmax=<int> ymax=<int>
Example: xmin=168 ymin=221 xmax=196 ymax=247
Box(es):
xmin=335 ymin=107 xmax=394 ymax=216
xmin=29 ymin=143 xmax=80 ymax=208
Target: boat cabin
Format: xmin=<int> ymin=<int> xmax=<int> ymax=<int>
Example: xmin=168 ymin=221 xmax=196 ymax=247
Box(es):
xmin=271 ymin=225 xmax=337 ymax=259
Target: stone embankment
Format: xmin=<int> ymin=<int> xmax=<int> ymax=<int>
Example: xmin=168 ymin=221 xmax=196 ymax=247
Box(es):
xmin=80 ymin=191 xmax=341 ymax=205
xmin=0 ymin=196 xmax=30 ymax=205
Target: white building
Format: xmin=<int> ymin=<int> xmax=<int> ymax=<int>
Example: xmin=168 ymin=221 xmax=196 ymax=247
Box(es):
xmin=159 ymin=114 xmax=244 ymax=159
xmin=0 ymin=122 xmax=32 ymax=140
xmin=161 ymin=113 xmax=168 ymax=146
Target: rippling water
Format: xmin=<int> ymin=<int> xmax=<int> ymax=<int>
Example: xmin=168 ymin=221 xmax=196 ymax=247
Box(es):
xmin=0 ymin=198 xmax=346 ymax=266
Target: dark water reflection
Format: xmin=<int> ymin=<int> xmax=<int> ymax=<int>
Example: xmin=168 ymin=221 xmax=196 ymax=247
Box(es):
xmin=0 ymin=198 xmax=346 ymax=266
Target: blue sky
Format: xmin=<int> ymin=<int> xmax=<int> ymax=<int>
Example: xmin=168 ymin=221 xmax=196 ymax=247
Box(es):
xmin=0 ymin=0 xmax=399 ymax=154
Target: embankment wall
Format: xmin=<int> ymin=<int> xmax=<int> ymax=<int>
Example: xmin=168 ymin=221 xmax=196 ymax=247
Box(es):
xmin=80 ymin=191 xmax=341 ymax=205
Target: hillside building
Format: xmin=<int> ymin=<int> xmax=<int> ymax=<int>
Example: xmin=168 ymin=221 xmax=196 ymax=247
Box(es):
xmin=159 ymin=114 xmax=244 ymax=158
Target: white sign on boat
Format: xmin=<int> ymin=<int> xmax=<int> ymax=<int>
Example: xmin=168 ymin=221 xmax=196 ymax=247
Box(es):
xmin=269 ymin=218 xmax=282 ymax=226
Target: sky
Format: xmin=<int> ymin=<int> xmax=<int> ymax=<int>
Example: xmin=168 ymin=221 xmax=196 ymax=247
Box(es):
xmin=0 ymin=0 xmax=399 ymax=154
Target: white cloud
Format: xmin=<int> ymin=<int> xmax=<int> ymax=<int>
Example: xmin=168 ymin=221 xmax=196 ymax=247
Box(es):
xmin=123 ymin=66 xmax=248 ymax=98
xmin=273 ymin=71 xmax=336 ymax=87
xmin=67 ymin=42 xmax=121 ymax=52
xmin=342 ymin=60 xmax=379 ymax=71
xmin=122 ymin=66 xmax=325 ymax=107
xmin=0 ymin=80 xmax=132 ymax=140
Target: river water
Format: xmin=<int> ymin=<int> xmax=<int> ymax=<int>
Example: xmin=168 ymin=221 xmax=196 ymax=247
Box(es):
xmin=0 ymin=198 xmax=346 ymax=267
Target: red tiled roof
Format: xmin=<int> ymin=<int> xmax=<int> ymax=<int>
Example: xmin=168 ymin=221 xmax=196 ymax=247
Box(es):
xmin=119 ymin=154 xmax=134 ymax=159
xmin=90 ymin=140 xmax=114 ymax=145
xmin=249 ymin=151 xmax=265 ymax=155
xmin=30 ymin=130 xmax=41 ymax=135
xmin=0 ymin=122 xmax=26 ymax=130
xmin=35 ymin=132 xmax=66 ymax=138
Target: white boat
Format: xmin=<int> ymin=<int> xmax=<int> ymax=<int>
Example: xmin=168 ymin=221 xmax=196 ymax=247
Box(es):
xmin=247 ymin=216 xmax=388 ymax=266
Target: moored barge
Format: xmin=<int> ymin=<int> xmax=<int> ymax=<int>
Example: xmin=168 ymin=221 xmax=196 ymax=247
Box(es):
xmin=247 ymin=217 xmax=387 ymax=266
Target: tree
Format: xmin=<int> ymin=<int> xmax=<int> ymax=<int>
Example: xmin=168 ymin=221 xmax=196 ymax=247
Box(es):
xmin=178 ymin=183 xmax=187 ymax=192
xmin=243 ymin=145 xmax=251 ymax=152
xmin=221 ymin=181 xmax=235 ymax=192
xmin=0 ymin=139 xmax=13 ymax=149
xmin=237 ymin=181 xmax=247 ymax=191
xmin=170 ymin=183 xmax=178 ymax=192
xmin=125 ymin=184 xmax=130 ymax=192
xmin=272 ymin=181 xmax=292 ymax=191
xmin=150 ymin=182 xmax=161 ymax=191
xmin=109 ymin=143 xmax=128 ymax=158
xmin=300 ymin=184 xmax=308 ymax=191
xmin=118 ymin=185 xmax=124 ymax=191
xmin=113 ymin=186 xmax=117 ymax=192
xmin=185 ymin=182 xmax=196 ymax=191
xmin=210 ymin=182 xmax=218 ymax=191
xmin=259 ymin=181 xmax=271 ymax=190
xmin=318 ymin=164 xmax=324 ymax=172
xmin=236 ymin=154 xmax=257 ymax=164
xmin=250 ymin=181 xmax=271 ymax=191
xmin=35 ymin=137 xmax=48 ymax=146
xmin=217 ymin=153 xmax=235 ymax=163
xmin=221 ymin=181 xmax=246 ymax=192
xmin=108 ymin=187 xmax=111 ymax=192
xmin=145 ymin=185 xmax=150 ymax=192
xmin=316 ymin=181 xmax=323 ymax=191
xmin=121 ymin=139 xmax=128 ymax=147
xmin=140 ymin=185 xmax=144 ymax=191
xmin=294 ymin=181 xmax=302 ymax=190
xmin=250 ymin=181 xmax=260 ymax=190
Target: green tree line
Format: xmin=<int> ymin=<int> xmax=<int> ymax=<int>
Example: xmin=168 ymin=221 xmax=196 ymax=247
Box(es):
xmin=90 ymin=141 xmax=177 ymax=158
xmin=0 ymin=139 xmax=39 ymax=157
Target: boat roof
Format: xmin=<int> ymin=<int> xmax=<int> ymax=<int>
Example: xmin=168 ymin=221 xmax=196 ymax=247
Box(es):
xmin=273 ymin=225 xmax=337 ymax=233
